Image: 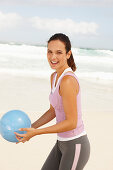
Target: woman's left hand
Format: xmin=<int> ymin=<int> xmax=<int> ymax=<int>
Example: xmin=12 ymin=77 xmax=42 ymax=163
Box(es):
xmin=14 ymin=128 xmax=36 ymax=144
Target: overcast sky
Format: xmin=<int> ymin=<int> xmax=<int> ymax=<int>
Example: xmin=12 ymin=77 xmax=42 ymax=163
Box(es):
xmin=0 ymin=0 xmax=113 ymax=49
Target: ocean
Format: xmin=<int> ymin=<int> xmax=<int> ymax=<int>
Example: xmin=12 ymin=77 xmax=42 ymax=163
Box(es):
xmin=0 ymin=43 xmax=113 ymax=84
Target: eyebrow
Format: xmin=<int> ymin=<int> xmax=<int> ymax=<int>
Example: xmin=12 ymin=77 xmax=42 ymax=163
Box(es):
xmin=57 ymin=50 xmax=63 ymax=52
xmin=47 ymin=49 xmax=63 ymax=52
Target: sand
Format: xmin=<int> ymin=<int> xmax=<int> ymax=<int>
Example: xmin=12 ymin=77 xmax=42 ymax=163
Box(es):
xmin=0 ymin=73 xmax=113 ymax=170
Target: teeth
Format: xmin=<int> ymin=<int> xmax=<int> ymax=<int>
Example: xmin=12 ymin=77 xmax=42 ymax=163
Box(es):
xmin=51 ymin=61 xmax=58 ymax=64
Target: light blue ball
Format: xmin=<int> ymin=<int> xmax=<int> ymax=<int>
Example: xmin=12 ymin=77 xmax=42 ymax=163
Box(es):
xmin=0 ymin=110 xmax=31 ymax=143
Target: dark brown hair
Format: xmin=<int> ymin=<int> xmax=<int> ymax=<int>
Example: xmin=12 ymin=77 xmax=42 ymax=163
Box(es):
xmin=47 ymin=33 xmax=76 ymax=71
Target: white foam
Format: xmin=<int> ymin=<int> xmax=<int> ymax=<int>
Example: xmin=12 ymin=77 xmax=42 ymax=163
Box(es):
xmin=77 ymin=72 xmax=113 ymax=81
xmin=0 ymin=43 xmax=113 ymax=82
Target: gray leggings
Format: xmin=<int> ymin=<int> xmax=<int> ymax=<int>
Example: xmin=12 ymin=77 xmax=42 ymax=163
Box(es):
xmin=41 ymin=135 xmax=90 ymax=170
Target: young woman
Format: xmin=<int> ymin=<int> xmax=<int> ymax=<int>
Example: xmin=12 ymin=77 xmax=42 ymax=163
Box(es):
xmin=15 ymin=33 xmax=90 ymax=170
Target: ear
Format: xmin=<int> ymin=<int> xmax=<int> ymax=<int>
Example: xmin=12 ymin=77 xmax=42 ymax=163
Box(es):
xmin=66 ymin=50 xmax=71 ymax=59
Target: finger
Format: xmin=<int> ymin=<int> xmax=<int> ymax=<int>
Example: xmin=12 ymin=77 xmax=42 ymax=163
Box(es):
xmin=15 ymin=135 xmax=21 ymax=144
xmin=15 ymin=134 xmax=20 ymax=140
xmin=18 ymin=138 xmax=24 ymax=143
xmin=15 ymin=134 xmax=26 ymax=144
xmin=20 ymin=138 xmax=27 ymax=143
xmin=14 ymin=132 xmax=24 ymax=137
xmin=19 ymin=128 xmax=30 ymax=131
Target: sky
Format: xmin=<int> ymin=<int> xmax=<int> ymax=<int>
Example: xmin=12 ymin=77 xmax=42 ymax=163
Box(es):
xmin=0 ymin=0 xmax=113 ymax=49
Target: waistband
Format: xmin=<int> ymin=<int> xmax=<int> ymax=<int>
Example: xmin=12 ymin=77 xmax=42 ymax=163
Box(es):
xmin=57 ymin=130 xmax=87 ymax=141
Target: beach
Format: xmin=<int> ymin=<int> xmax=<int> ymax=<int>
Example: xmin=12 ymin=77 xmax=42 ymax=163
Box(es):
xmin=0 ymin=73 xmax=113 ymax=170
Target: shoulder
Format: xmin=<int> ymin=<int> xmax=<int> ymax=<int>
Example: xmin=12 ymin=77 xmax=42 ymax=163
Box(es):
xmin=60 ymin=74 xmax=79 ymax=95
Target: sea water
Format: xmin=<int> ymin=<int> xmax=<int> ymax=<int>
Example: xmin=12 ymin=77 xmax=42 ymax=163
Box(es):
xmin=0 ymin=43 xmax=113 ymax=84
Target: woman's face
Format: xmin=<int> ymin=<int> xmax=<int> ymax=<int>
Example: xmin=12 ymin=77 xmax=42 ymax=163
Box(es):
xmin=47 ymin=40 xmax=71 ymax=71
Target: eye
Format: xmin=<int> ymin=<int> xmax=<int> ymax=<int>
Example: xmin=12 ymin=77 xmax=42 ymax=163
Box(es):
xmin=56 ymin=51 xmax=62 ymax=55
xmin=48 ymin=50 xmax=52 ymax=54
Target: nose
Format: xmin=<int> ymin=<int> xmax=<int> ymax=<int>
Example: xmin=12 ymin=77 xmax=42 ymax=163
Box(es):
xmin=51 ymin=53 xmax=57 ymax=60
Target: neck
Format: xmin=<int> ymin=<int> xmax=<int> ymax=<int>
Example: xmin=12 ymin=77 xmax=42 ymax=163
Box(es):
xmin=56 ymin=66 xmax=70 ymax=77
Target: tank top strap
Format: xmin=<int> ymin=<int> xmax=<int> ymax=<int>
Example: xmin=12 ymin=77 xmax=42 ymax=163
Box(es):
xmin=52 ymin=72 xmax=57 ymax=89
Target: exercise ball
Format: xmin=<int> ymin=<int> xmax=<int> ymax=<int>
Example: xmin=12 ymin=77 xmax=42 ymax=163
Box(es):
xmin=0 ymin=110 xmax=31 ymax=143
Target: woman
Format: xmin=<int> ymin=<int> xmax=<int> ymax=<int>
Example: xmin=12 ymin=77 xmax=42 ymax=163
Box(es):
xmin=15 ymin=33 xmax=90 ymax=170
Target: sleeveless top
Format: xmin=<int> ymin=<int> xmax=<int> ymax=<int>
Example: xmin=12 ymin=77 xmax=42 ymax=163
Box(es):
xmin=49 ymin=67 xmax=86 ymax=141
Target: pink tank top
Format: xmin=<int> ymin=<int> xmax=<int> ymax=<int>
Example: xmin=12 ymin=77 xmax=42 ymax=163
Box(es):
xmin=49 ymin=68 xmax=85 ymax=138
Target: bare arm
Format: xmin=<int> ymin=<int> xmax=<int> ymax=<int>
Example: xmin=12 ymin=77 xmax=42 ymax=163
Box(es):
xmin=31 ymin=105 xmax=56 ymax=128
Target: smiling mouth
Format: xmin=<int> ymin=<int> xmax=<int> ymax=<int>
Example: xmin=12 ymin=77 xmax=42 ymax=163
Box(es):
xmin=50 ymin=61 xmax=59 ymax=65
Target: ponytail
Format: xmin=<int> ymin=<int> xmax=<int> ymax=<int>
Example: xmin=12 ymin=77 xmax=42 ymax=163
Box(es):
xmin=67 ymin=53 xmax=76 ymax=72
